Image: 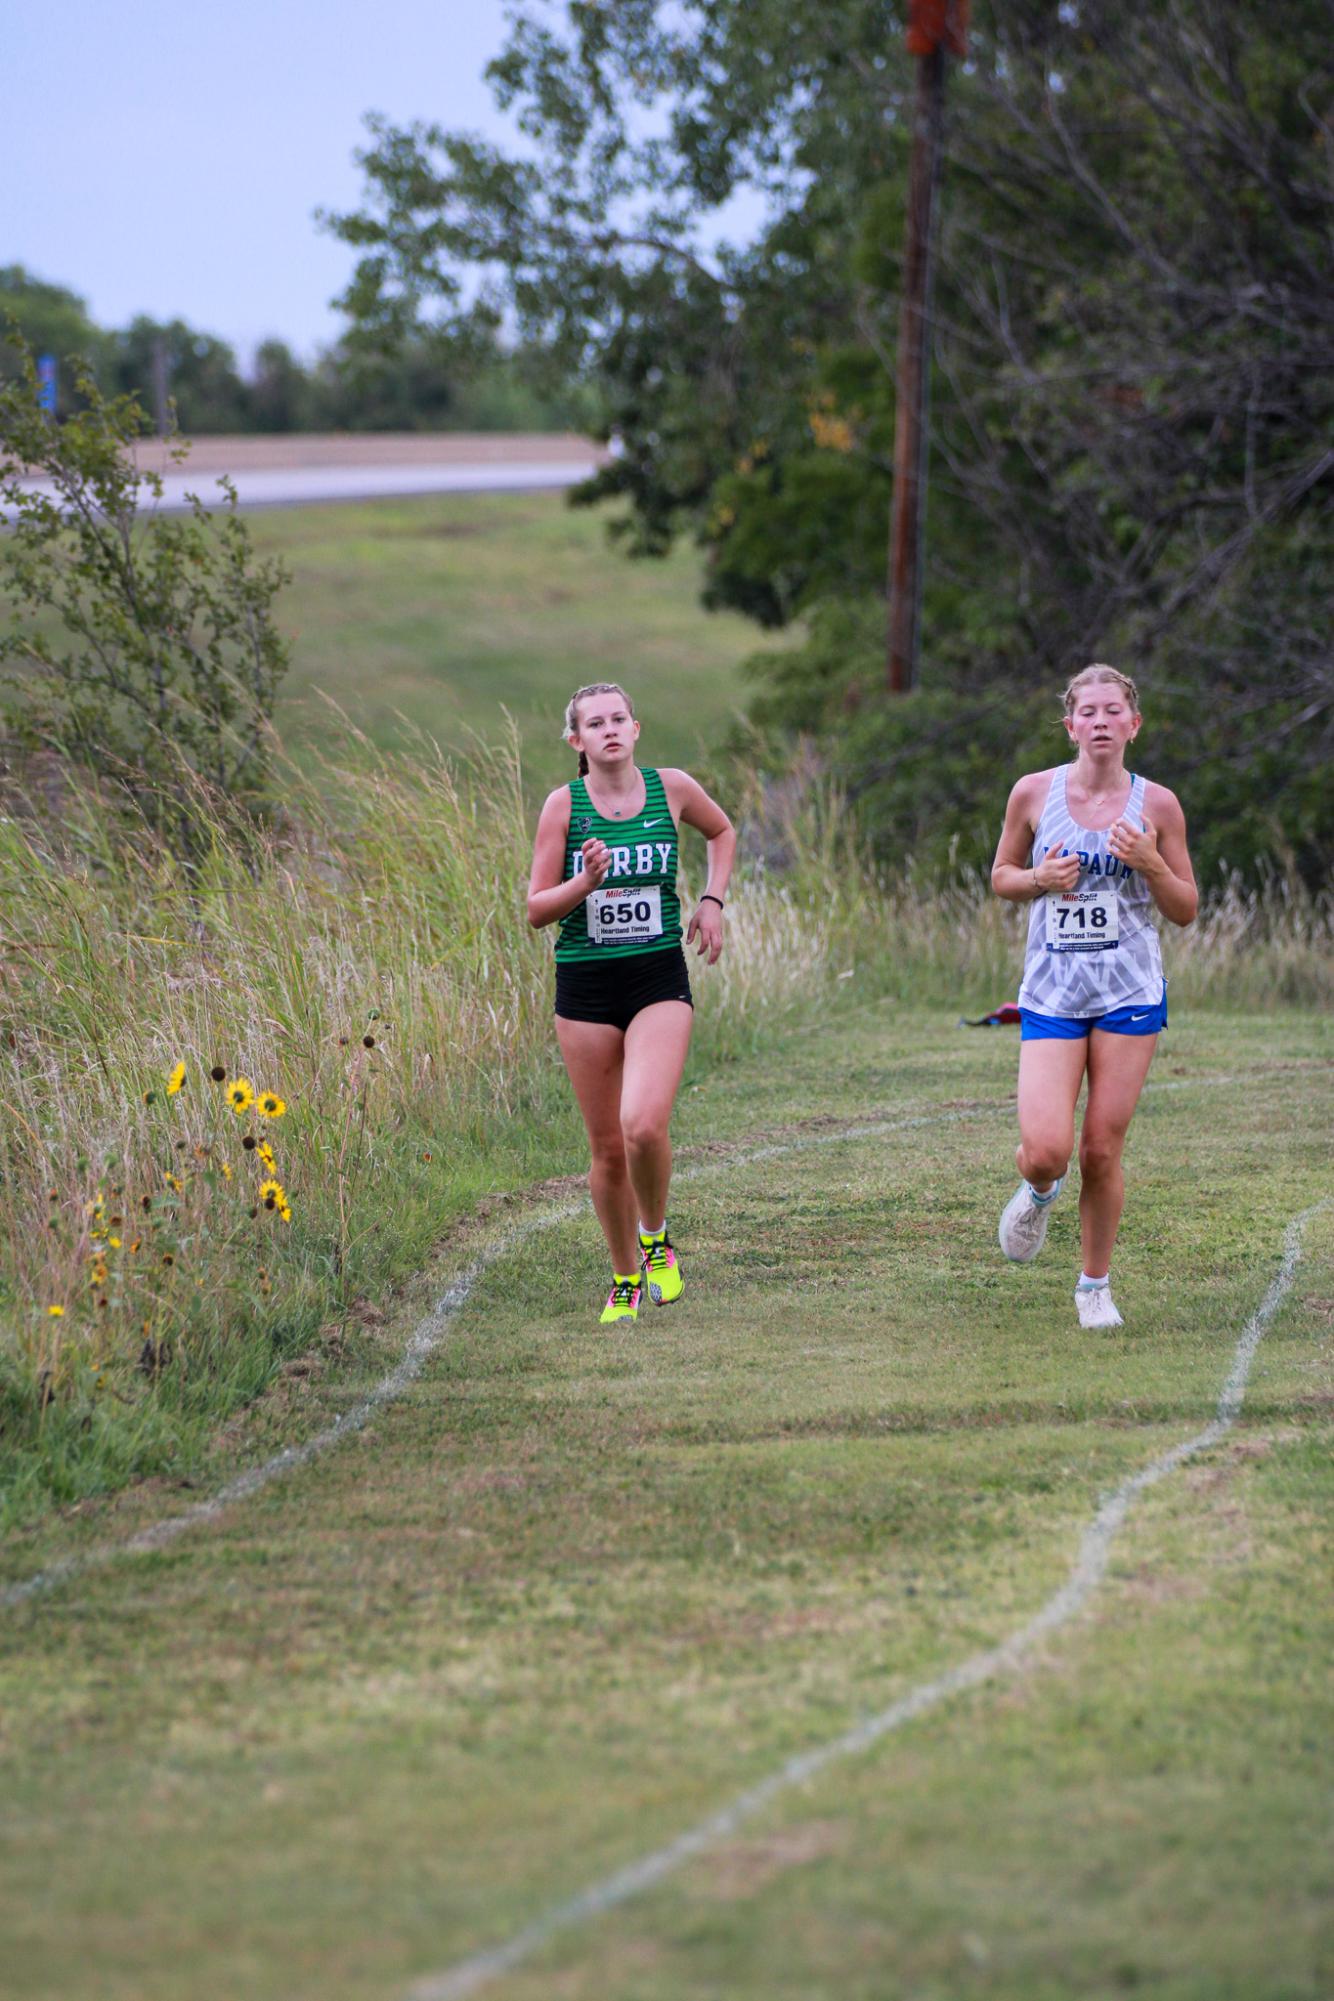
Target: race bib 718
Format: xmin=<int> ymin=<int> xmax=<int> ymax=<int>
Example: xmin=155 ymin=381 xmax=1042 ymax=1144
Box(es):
xmin=1045 ymin=885 xmax=1120 ymax=953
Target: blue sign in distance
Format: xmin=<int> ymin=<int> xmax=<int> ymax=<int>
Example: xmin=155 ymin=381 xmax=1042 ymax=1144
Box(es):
xmin=37 ymin=354 xmax=58 ymax=416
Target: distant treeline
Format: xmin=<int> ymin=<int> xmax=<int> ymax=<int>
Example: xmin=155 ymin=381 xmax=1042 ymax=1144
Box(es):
xmin=0 ymin=266 xmax=595 ymax=435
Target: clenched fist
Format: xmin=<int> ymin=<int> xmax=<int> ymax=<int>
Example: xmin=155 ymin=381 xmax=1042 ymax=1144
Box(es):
xmin=580 ymin=838 xmax=612 ymax=890
xmin=1034 ymin=842 xmax=1081 ymax=893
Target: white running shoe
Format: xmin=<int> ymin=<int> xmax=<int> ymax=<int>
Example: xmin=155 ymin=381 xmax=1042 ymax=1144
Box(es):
xmin=1076 ymin=1284 xmax=1124 ymax=1329
xmin=998 ymin=1178 xmax=1063 ymax=1263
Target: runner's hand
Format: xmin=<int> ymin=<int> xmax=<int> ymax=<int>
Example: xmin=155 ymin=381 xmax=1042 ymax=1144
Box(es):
xmin=1108 ymin=816 xmax=1159 ymax=874
xmin=686 ymin=900 xmax=724 ymax=964
xmin=580 ymin=839 xmax=611 ymax=890
xmin=1034 ymin=842 xmax=1080 ymax=892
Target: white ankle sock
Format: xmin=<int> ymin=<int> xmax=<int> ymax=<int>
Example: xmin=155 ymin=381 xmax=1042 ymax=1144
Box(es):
xmin=1079 ymin=1272 xmax=1110 ymax=1289
xmin=638 ymin=1219 xmax=665 ymax=1240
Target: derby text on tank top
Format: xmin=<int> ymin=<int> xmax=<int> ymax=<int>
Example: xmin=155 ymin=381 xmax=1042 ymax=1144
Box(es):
xmin=555 ymin=766 xmax=683 ymax=964
xmin=1017 ymin=766 xmax=1164 ymax=1018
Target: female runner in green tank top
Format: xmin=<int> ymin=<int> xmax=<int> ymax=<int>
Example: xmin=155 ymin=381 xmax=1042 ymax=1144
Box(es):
xmin=527 ymin=683 xmax=735 ymax=1324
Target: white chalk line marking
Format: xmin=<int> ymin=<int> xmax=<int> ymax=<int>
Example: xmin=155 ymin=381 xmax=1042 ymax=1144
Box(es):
xmin=405 ymin=1195 xmax=1330 ymax=2001
xmin=1 ymin=1101 xmax=999 ymax=1611
xmin=0 ymin=1069 xmax=1255 ymax=1613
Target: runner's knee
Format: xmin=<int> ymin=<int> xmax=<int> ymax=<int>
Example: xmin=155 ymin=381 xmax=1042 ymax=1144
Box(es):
xmin=621 ymin=1111 xmax=668 ymax=1158
xmin=1079 ymin=1128 xmax=1125 ymax=1180
xmin=589 ymin=1133 xmax=628 ymax=1176
xmin=1018 ymin=1135 xmax=1071 ymax=1184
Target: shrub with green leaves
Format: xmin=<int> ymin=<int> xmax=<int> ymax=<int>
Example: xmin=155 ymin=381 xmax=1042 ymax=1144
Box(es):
xmin=0 ymin=334 xmax=290 ymax=858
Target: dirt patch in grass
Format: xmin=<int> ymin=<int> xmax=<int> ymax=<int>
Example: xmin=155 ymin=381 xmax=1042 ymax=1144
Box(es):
xmin=1122 ymin=1563 xmax=1209 ymax=1607
xmin=700 ymin=1819 xmax=848 ymax=1900
xmin=125 ymin=433 xmax=607 ymax=474
xmin=1185 ymin=1428 xmax=1305 ymax=1494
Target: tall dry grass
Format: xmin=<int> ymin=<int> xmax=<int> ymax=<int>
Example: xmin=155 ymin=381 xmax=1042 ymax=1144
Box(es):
xmin=2 ymin=734 xmax=1328 ymax=1518
xmin=820 ymin=864 xmax=1334 ymax=1013
xmin=753 ymin=779 xmax=1334 ymax=1013
xmin=0 ymin=731 xmax=849 ymax=1517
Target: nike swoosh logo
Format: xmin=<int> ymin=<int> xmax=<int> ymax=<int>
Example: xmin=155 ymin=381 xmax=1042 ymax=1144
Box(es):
xmin=643 ymin=819 xmax=663 ymax=829
xmin=1129 ymin=1012 xmax=1150 ymax=1022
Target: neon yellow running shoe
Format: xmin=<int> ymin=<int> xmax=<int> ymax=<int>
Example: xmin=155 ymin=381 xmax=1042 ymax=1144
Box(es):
xmin=639 ymin=1228 xmax=683 ymax=1305
xmin=600 ymin=1273 xmax=643 ymax=1324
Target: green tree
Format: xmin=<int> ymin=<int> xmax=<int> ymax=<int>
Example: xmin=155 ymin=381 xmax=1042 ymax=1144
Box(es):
xmin=315 ymin=327 xmax=460 ymax=430
xmin=311 ymin=324 xmax=597 ymax=433
xmin=0 ymin=339 xmax=290 ymax=858
xmin=0 ymin=267 xmax=107 ymax=417
xmin=325 ymin=0 xmax=1333 ymax=884
xmin=104 ymin=316 xmax=252 ymax=433
xmin=249 ymin=339 xmax=316 ymax=433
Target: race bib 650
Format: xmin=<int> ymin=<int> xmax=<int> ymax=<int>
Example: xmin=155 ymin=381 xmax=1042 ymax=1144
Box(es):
xmin=586 ymin=884 xmax=663 ymax=944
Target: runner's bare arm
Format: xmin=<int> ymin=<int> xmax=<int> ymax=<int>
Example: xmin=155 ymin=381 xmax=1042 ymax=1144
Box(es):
xmin=991 ymin=772 xmax=1078 ymax=900
xmin=663 ymin=769 xmax=736 ymax=964
xmin=527 ymin=788 xmax=611 ymax=929
xmin=1108 ymin=784 xmax=1198 ymax=926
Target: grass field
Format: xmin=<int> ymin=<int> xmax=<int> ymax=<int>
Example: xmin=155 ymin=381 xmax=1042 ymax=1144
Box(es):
xmin=251 ymin=492 xmax=764 ymax=787
xmin=2 ymin=1004 xmax=1330 ymax=2000
xmin=2 ymin=487 xmax=1330 ymax=1999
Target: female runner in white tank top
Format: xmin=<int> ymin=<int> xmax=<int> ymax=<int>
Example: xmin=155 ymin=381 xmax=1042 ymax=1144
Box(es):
xmin=990 ymin=665 xmax=1198 ymax=1327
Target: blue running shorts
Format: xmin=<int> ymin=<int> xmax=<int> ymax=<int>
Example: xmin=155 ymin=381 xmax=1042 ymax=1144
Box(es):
xmin=1020 ymin=983 xmax=1167 ymax=1041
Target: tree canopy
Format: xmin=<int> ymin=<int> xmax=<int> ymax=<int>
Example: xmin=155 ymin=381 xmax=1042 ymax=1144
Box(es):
xmin=0 ymin=269 xmax=586 ymax=439
xmin=327 ymin=0 xmax=1334 ymax=884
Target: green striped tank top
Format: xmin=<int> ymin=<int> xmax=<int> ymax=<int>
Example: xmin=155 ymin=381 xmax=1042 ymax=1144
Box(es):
xmin=554 ymin=767 xmax=682 ymax=963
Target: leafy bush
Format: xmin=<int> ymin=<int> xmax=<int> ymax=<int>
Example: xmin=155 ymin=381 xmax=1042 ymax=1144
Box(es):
xmin=737 ymin=588 xmax=1334 ymax=891
xmin=0 ymin=338 xmax=290 ymax=857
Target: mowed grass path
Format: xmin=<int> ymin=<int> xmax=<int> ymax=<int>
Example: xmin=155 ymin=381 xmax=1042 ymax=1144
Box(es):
xmin=253 ymin=493 xmax=764 ymax=785
xmin=1 ymin=1008 xmax=1331 ymax=2000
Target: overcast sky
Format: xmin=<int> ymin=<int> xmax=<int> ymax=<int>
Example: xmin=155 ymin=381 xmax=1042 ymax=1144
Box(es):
xmin=7 ymin=1 xmax=532 ymax=361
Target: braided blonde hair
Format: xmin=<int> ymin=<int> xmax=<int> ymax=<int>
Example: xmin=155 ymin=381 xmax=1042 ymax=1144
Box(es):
xmin=562 ymin=682 xmax=635 ymax=777
xmin=1063 ymin=663 xmax=1140 ymax=717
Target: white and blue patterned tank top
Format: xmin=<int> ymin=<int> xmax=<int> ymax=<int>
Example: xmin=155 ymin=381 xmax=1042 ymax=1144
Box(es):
xmin=1017 ymin=766 xmax=1164 ymax=1018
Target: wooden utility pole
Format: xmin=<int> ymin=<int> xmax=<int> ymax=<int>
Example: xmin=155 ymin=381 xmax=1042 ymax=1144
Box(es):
xmin=887 ymin=1 xmax=968 ymax=693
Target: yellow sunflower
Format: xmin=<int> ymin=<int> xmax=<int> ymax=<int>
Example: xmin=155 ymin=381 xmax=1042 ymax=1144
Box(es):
xmin=166 ymin=1061 xmax=187 ymax=1096
xmin=227 ymin=1078 xmax=255 ymax=1115
xmin=257 ymin=1092 xmax=287 ymax=1120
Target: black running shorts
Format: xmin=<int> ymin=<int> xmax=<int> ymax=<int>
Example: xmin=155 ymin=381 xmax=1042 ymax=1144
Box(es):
xmin=554 ymin=944 xmax=693 ymax=1032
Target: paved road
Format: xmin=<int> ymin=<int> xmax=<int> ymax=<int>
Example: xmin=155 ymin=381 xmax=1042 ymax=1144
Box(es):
xmin=11 ymin=455 xmax=604 ymax=515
